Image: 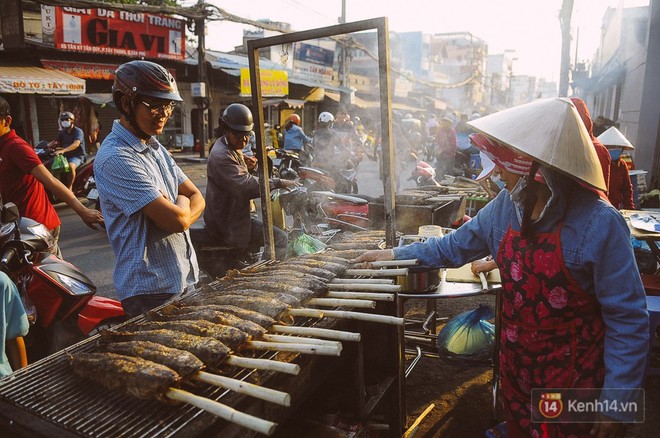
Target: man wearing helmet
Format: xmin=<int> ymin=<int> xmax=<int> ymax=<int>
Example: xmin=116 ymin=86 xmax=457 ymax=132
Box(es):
xmin=312 ymin=111 xmax=339 ymax=165
xmin=53 ymin=111 xmax=86 ymax=190
xmin=95 ymin=60 xmax=205 ymax=317
xmin=283 ymin=113 xmax=312 ymax=165
xmin=205 ymin=103 xmax=297 ymax=262
xmin=355 ymin=98 xmax=647 ymax=438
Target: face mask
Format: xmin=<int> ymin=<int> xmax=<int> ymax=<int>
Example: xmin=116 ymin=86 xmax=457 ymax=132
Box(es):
xmin=61 ymin=120 xmax=71 ymax=129
xmin=490 ymin=173 xmax=506 ymax=190
xmin=609 ymin=148 xmax=623 ymax=160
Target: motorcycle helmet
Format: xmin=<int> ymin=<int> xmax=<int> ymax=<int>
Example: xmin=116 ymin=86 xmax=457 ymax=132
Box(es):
xmin=318 ymin=112 xmax=334 ymax=123
xmin=221 ymin=103 xmax=254 ymax=132
xmin=59 ymin=111 xmax=75 ymax=121
xmin=288 ymin=114 xmax=301 ymax=125
xmin=112 ymin=60 xmax=182 ymax=104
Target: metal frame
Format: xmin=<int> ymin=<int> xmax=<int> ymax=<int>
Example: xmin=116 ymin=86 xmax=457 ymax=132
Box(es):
xmin=246 ymin=17 xmax=397 ymax=260
xmin=247 ymin=17 xmax=402 ymax=434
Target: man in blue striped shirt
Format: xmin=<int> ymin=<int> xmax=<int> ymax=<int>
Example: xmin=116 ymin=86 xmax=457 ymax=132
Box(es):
xmin=95 ymin=61 xmax=205 ymax=317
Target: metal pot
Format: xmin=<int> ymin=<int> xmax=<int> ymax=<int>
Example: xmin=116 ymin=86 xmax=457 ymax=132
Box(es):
xmin=396 ymin=267 xmax=441 ymax=293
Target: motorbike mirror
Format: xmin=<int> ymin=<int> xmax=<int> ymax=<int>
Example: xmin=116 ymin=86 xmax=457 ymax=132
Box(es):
xmin=1 ymin=202 xmax=19 ymax=224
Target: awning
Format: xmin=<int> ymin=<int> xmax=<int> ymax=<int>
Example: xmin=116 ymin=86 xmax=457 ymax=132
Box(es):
xmin=262 ymin=98 xmax=306 ymax=109
xmin=0 ymin=66 xmax=86 ymax=95
xmin=60 ymin=93 xmax=114 ymax=105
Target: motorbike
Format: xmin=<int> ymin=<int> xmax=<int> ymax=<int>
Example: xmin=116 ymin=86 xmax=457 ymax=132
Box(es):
xmin=0 ymin=200 xmax=125 ymax=362
xmin=272 ymin=147 xmax=359 ymax=194
xmin=35 ymin=140 xmax=97 ymax=202
xmin=409 ymin=160 xmax=441 ymax=187
xmin=454 ymin=149 xmax=483 ymax=180
xmin=277 ymin=186 xmax=371 ymax=237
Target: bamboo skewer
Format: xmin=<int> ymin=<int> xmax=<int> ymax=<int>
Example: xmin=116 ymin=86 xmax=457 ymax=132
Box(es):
xmin=261 ymin=333 xmax=342 ymax=348
xmin=331 ymin=278 xmax=394 ymax=285
xmin=224 ymin=356 xmax=300 ymax=375
xmin=245 ymin=340 xmax=341 ymax=356
xmin=271 ymin=325 xmax=361 ymax=342
xmin=328 ymin=283 xmax=401 ymax=292
xmin=365 ymin=259 xmax=419 ymax=268
xmin=288 ymin=308 xmax=325 ymax=319
xmin=326 ymin=291 xmax=395 ymax=301
xmin=344 ymin=268 xmax=409 ymax=277
xmin=195 ymin=372 xmax=291 ymax=407
xmin=319 ymin=309 xmax=405 ymax=326
xmin=307 ymin=298 xmax=376 ymax=309
xmin=166 ymin=388 xmax=277 ymax=436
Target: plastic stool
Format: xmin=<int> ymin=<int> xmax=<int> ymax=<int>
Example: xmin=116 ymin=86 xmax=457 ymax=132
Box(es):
xmin=646 ymin=295 xmax=660 ymax=378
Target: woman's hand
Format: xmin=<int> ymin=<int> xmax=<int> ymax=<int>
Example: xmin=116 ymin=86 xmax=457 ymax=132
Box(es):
xmin=351 ymin=249 xmax=394 ymax=268
xmin=471 ymin=258 xmax=498 ymax=275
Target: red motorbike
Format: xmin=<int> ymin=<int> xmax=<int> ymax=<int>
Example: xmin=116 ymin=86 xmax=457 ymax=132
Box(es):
xmin=409 ymin=160 xmax=441 ymax=187
xmin=0 ymin=200 xmax=125 ymax=362
xmin=278 ymin=187 xmax=371 ymax=236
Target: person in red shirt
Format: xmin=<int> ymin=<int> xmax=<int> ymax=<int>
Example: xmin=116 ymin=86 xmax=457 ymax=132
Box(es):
xmin=570 ymin=98 xmax=611 ymax=192
xmin=597 ymin=126 xmax=635 ymax=209
xmin=0 ymin=97 xmax=103 ymax=256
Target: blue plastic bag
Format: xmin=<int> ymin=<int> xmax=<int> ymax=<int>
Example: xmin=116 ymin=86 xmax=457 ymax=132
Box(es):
xmin=437 ymin=304 xmax=495 ymax=366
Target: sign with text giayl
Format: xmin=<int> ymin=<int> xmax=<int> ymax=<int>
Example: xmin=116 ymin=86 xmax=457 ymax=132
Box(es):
xmin=41 ymin=5 xmax=185 ymax=61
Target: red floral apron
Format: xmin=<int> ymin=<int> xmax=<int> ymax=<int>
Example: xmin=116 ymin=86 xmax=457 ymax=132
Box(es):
xmin=496 ymin=225 xmax=605 ymax=437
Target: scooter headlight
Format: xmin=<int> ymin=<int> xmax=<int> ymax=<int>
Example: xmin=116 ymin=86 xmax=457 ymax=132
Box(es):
xmin=56 ymin=272 xmax=94 ymax=295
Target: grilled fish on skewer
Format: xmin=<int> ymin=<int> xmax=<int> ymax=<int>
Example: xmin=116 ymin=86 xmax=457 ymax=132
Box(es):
xmin=102 ymin=341 xmax=292 ymax=407
xmin=104 ymin=340 xmax=204 ymax=380
xmin=101 ymin=329 xmax=231 ymax=366
xmin=212 ymin=279 xmax=322 ymax=300
xmin=281 ymin=259 xmax=348 ymax=275
xmin=184 ymin=289 xmax=301 ymax=307
xmin=183 ymin=295 xmax=291 ymax=320
xmin=233 ymin=264 xmax=336 ymax=280
xmin=148 ymin=306 xmax=268 ymax=337
xmin=70 ymin=352 xmax=180 ymax=402
xmin=70 ymin=353 xmax=278 ymax=435
xmin=119 ymin=321 xmax=250 ymax=350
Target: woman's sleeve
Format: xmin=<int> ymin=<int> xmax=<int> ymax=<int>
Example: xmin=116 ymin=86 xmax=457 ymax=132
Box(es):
xmin=585 ymin=206 xmax=648 ymax=410
xmin=393 ymin=193 xmax=504 ymax=267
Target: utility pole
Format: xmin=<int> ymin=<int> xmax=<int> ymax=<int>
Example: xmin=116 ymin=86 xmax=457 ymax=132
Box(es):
xmin=338 ymin=0 xmax=350 ymax=105
xmin=196 ymin=0 xmax=209 ymax=158
xmin=558 ymin=0 xmax=574 ymax=97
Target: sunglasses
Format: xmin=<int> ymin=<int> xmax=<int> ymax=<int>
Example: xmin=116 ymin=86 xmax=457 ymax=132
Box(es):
xmin=139 ymin=100 xmax=176 ymax=116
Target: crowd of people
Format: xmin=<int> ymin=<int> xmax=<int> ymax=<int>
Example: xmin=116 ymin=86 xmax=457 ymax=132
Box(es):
xmin=0 ymin=59 xmax=652 ymax=438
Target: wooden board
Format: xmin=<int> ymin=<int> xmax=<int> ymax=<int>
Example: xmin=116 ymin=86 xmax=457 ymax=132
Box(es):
xmin=445 ymin=264 xmax=501 ymax=284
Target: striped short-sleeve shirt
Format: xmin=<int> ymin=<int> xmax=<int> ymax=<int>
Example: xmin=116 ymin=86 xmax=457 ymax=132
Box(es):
xmin=95 ymin=120 xmax=198 ymax=301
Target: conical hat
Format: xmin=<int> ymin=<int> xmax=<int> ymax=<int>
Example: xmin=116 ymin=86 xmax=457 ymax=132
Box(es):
xmin=467 ymin=97 xmax=606 ymax=191
xmin=597 ymin=126 xmax=634 ymax=150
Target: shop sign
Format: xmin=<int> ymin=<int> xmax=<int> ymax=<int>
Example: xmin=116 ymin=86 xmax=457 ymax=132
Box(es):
xmin=41 ymin=6 xmax=185 ymax=61
xmin=42 ymin=60 xmax=119 ymax=80
xmin=292 ymin=42 xmax=335 ymax=83
xmin=240 ymin=69 xmax=289 ymax=97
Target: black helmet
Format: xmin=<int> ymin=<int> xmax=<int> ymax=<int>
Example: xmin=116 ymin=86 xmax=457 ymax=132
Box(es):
xmin=112 ymin=60 xmax=182 ymax=102
xmin=221 ymin=103 xmax=254 ymax=132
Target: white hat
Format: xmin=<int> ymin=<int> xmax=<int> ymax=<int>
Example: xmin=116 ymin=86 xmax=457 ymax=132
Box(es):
xmin=467 ymin=97 xmax=606 ymax=191
xmin=597 ymin=126 xmax=634 ymax=150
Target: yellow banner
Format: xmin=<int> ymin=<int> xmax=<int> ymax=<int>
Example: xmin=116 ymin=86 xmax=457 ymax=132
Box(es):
xmin=240 ymin=68 xmax=288 ymax=97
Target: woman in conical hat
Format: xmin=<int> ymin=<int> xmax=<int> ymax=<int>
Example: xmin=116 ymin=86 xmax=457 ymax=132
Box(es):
xmin=354 ymin=97 xmax=648 ymax=438
xmin=598 ymin=126 xmax=635 ymax=209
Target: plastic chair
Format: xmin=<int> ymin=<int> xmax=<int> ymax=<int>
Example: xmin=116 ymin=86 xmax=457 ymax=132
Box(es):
xmin=646 ymin=295 xmax=660 ymax=378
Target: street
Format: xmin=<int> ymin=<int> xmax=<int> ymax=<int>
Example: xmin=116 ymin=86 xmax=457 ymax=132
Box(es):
xmin=57 ymin=153 xmax=416 ymax=300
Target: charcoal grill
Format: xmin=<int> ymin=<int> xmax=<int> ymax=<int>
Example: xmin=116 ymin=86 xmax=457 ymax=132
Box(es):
xmin=0 ymin=260 xmax=405 ymax=437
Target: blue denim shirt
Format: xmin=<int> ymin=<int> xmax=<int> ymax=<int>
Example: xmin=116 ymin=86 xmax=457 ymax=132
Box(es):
xmin=95 ymin=120 xmax=199 ymax=301
xmin=395 ymin=169 xmax=649 ymax=404
xmin=283 ymin=124 xmax=311 ymax=151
